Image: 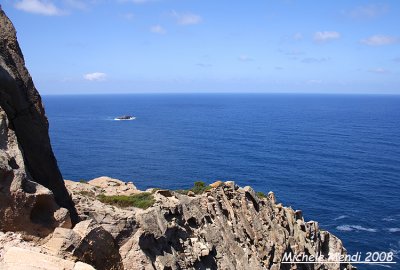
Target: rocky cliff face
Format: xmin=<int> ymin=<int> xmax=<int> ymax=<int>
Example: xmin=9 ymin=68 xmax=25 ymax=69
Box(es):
xmin=0 ymin=107 xmax=71 ymax=238
xmin=65 ymin=179 xmax=354 ymax=270
xmin=0 ymin=7 xmax=78 ymax=224
xmin=0 ymin=7 xmax=354 ymax=270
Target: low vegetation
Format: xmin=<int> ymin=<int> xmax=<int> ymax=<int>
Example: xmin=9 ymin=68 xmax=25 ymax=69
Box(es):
xmin=191 ymin=181 xmax=212 ymax=194
xmin=175 ymin=181 xmax=212 ymax=195
xmin=97 ymin=193 xmax=155 ymax=209
xmin=256 ymin=191 xmax=267 ymax=199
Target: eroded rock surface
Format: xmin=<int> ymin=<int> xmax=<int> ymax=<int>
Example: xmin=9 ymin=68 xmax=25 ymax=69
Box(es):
xmin=67 ymin=180 xmax=355 ymax=270
xmin=43 ymin=219 xmax=123 ymax=270
xmin=0 ymin=107 xmax=71 ymax=238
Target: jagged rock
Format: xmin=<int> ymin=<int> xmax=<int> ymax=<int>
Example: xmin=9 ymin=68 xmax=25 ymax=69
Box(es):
xmin=0 ymin=107 xmax=72 ymax=238
xmin=0 ymin=7 xmax=77 ymax=223
xmin=43 ymin=219 xmax=123 ymax=270
xmin=155 ymin=189 xmax=174 ymax=197
xmin=209 ymin=180 xmax=224 ymax=188
xmin=67 ymin=179 xmax=355 ymax=270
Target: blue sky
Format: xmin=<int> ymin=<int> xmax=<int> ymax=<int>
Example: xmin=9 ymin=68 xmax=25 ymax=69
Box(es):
xmin=2 ymin=0 xmax=400 ymax=94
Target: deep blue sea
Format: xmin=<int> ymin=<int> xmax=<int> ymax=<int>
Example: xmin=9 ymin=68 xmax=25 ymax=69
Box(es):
xmin=43 ymin=94 xmax=400 ymax=269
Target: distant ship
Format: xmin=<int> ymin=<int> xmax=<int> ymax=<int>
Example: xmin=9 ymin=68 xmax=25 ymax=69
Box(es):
xmin=114 ymin=115 xmax=136 ymax=120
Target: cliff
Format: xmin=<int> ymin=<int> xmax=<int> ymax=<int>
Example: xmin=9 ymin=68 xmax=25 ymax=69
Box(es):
xmin=0 ymin=7 xmax=78 ymax=224
xmin=0 ymin=7 xmax=354 ymax=270
xmin=64 ymin=178 xmax=355 ymax=270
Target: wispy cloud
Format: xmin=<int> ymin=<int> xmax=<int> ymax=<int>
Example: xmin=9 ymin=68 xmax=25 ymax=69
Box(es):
xmin=314 ymin=31 xmax=340 ymax=42
xmin=84 ymin=72 xmax=107 ymax=81
xmin=394 ymin=57 xmax=400 ymax=62
xmin=369 ymin=68 xmax=389 ymax=74
xmin=301 ymin=57 xmax=329 ymax=63
xmin=171 ymin=10 xmax=202 ymax=25
xmin=348 ymin=4 xmax=388 ymax=19
xmin=361 ymin=35 xmax=397 ymax=46
xmin=15 ymin=0 xmax=64 ymax=16
xmin=150 ymin=25 xmax=166 ymax=34
xmin=238 ymin=55 xmax=253 ymax=62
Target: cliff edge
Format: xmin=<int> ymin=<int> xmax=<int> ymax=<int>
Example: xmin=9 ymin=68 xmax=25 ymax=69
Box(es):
xmin=0 ymin=7 xmax=78 ymax=224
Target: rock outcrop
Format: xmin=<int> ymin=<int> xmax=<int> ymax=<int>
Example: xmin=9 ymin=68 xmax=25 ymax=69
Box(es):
xmin=0 ymin=6 xmax=78 ymax=223
xmin=66 ymin=179 xmax=355 ymax=270
xmin=0 ymin=106 xmax=71 ymax=238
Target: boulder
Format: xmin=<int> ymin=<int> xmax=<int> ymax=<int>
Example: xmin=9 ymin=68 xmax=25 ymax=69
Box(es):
xmin=43 ymin=219 xmax=123 ymax=270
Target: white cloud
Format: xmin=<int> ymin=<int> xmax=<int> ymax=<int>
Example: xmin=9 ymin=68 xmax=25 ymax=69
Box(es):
xmin=361 ymin=35 xmax=397 ymax=46
xmin=171 ymin=10 xmax=202 ymax=25
xmin=348 ymin=4 xmax=388 ymax=19
xmin=150 ymin=25 xmax=166 ymax=34
xmin=84 ymin=72 xmax=107 ymax=81
xmin=369 ymin=68 xmax=389 ymax=74
xmin=238 ymin=55 xmax=253 ymax=62
xmin=314 ymin=31 xmax=340 ymax=42
xmin=15 ymin=0 xmax=64 ymax=16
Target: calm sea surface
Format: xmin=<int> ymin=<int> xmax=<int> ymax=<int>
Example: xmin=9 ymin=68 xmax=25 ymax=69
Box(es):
xmin=44 ymin=94 xmax=400 ymax=269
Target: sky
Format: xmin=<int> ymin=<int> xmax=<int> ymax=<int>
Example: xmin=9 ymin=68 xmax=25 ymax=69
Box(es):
xmin=2 ymin=0 xmax=400 ymax=94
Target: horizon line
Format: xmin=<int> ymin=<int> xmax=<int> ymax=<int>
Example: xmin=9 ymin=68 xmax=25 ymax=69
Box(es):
xmin=41 ymin=91 xmax=400 ymax=96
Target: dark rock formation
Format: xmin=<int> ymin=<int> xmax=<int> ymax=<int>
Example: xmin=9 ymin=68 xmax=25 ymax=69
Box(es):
xmin=0 ymin=6 xmax=78 ymax=223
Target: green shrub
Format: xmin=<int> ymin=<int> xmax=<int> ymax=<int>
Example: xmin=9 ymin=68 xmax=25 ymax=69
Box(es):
xmin=256 ymin=191 xmax=267 ymax=199
xmin=191 ymin=181 xmax=211 ymax=194
xmin=174 ymin=181 xmax=211 ymax=195
xmin=79 ymin=179 xmax=88 ymax=184
xmin=97 ymin=193 xmax=155 ymax=209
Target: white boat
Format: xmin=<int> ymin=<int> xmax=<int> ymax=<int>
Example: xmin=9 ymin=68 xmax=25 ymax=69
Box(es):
xmin=114 ymin=115 xmax=136 ymax=120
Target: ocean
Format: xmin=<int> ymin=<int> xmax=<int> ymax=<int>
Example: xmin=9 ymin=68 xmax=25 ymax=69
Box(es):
xmin=43 ymin=93 xmax=400 ymax=269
